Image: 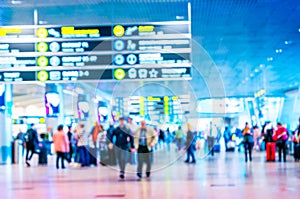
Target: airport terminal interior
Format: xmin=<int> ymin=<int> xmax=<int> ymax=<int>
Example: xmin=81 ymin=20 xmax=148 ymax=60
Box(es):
xmin=0 ymin=0 xmax=300 ymax=198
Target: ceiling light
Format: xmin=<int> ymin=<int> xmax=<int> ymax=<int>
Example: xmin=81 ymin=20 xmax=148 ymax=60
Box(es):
xmin=250 ymin=73 xmax=254 ymax=77
xmin=245 ymin=77 xmax=249 ymax=81
xmin=176 ymin=16 xmax=184 ymax=20
xmin=284 ymin=40 xmax=292 ymax=45
xmin=298 ymin=28 xmax=300 ymax=32
xmin=11 ymin=0 xmax=22 ymax=4
xmin=254 ymin=68 xmax=259 ymax=73
xmin=259 ymin=64 xmax=264 ymax=68
xmin=275 ymin=49 xmax=282 ymax=53
xmin=39 ymin=20 xmax=48 ymax=25
xmin=267 ymin=57 xmax=273 ymax=61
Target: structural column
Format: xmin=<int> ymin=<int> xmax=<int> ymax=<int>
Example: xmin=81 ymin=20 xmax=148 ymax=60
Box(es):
xmin=0 ymin=84 xmax=13 ymax=164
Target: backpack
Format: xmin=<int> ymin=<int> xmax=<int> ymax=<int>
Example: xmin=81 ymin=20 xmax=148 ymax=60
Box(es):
xmin=25 ymin=129 xmax=34 ymax=143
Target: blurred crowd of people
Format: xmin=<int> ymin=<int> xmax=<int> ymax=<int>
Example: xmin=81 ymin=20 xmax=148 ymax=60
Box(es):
xmin=14 ymin=115 xmax=300 ymax=180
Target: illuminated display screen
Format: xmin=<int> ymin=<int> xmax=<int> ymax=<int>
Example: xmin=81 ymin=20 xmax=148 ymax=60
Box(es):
xmin=196 ymin=98 xmax=245 ymax=114
xmin=0 ymin=21 xmax=192 ymax=82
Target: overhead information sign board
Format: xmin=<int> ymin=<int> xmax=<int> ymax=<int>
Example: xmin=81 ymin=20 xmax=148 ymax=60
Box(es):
xmin=0 ymin=20 xmax=192 ymax=82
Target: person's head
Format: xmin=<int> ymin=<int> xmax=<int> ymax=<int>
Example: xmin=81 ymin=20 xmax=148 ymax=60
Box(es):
xmin=30 ymin=123 xmax=35 ymax=129
xmin=99 ymin=124 xmax=104 ymax=131
xmin=127 ymin=117 xmax=133 ymax=124
xmin=57 ymin=124 xmax=64 ymax=131
xmin=187 ymin=123 xmax=192 ymax=131
xmin=141 ymin=120 xmax=146 ymax=128
xmin=68 ymin=126 xmax=72 ymax=131
xmin=79 ymin=122 xmax=85 ymax=128
xmin=119 ymin=117 xmax=125 ymax=127
xmin=178 ymin=126 xmax=182 ymax=130
xmin=277 ymin=122 xmax=282 ymax=127
xmin=40 ymin=133 xmax=46 ymax=140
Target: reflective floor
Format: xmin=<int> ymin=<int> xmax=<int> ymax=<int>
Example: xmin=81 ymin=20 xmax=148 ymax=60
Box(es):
xmin=1 ymin=147 xmax=300 ymax=199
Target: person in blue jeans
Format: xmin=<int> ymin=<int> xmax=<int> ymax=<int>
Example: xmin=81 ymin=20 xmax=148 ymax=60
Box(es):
xmin=108 ymin=117 xmax=135 ymax=179
xmin=76 ymin=123 xmax=90 ymax=167
xmin=184 ymin=123 xmax=196 ymax=164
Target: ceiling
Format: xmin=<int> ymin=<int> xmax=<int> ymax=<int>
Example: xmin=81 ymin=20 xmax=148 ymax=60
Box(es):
xmin=1 ymin=0 xmax=300 ymax=110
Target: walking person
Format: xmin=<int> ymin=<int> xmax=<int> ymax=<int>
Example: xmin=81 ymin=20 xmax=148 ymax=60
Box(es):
xmin=25 ymin=123 xmax=39 ymax=167
xmin=106 ymin=122 xmax=116 ymax=166
xmin=76 ymin=122 xmax=90 ymax=167
xmin=108 ymin=117 xmax=135 ymax=179
xmin=134 ymin=120 xmax=158 ymax=179
xmin=67 ymin=126 xmax=75 ymax=163
xmin=175 ymin=126 xmax=185 ymax=150
xmin=273 ymin=122 xmax=288 ymax=162
xmin=242 ymin=122 xmax=254 ymax=162
xmin=184 ymin=123 xmax=196 ymax=164
xmin=52 ymin=125 xmax=69 ymax=169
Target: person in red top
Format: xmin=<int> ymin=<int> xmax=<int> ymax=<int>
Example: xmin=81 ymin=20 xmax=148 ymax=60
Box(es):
xmin=53 ymin=125 xmax=70 ymax=169
xmin=273 ymin=122 xmax=288 ymax=162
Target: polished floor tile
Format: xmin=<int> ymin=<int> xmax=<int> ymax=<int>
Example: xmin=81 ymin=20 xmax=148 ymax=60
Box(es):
xmin=1 ymin=147 xmax=300 ymax=199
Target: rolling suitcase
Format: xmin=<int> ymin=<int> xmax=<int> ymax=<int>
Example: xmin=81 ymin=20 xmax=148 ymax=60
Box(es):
xmin=266 ymin=142 xmax=276 ymax=161
xmin=38 ymin=147 xmax=48 ymax=165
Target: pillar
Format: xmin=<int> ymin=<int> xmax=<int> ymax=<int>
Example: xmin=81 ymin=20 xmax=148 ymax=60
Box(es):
xmin=0 ymin=84 xmax=13 ymax=164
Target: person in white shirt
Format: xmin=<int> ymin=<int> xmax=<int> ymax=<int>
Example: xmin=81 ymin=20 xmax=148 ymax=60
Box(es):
xmin=133 ymin=120 xmax=158 ymax=179
xmin=76 ymin=123 xmax=90 ymax=167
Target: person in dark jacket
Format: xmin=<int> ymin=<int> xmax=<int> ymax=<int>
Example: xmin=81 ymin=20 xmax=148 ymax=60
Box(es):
xmin=243 ymin=122 xmax=254 ymax=162
xmin=184 ymin=123 xmax=196 ymax=164
xmin=106 ymin=123 xmax=116 ymax=166
xmin=108 ymin=117 xmax=135 ymax=179
xmin=25 ymin=123 xmax=39 ymax=167
xmin=67 ymin=126 xmax=75 ymax=163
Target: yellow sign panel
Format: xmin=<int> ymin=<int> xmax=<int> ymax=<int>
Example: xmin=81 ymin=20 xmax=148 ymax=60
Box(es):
xmin=147 ymin=96 xmax=161 ymax=101
xmin=164 ymin=96 xmax=169 ymax=115
xmin=138 ymin=25 xmax=154 ymax=32
xmin=0 ymin=28 xmax=22 ymax=36
xmin=140 ymin=97 xmax=145 ymax=116
xmin=61 ymin=26 xmax=99 ymax=35
xmin=254 ymin=89 xmax=265 ymax=98
xmin=172 ymin=96 xmax=178 ymax=101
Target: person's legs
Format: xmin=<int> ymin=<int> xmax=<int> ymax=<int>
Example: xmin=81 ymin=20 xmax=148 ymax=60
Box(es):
xmin=137 ymin=148 xmax=144 ymax=178
xmin=283 ymin=141 xmax=287 ymax=162
xmin=145 ymin=152 xmax=152 ymax=177
xmin=83 ymin=146 xmax=90 ymax=166
xmin=69 ymin=145 xmax=73 ymax=163
xmin=78 ymin=146 xmax=86 ymax=166
xmin=190 ymin=147 xmax=196 ymax=163
xmin=244 ymin=142 xmax=248 ymax=162
xmin=185 ymin=147 xmax=190 ymax=162
xmin=120 ymin=150 xmax=127 ymax=178
xmin=25 ymin=147 xmax=30 ymax=161
xmin=249 ymin=142 xmax=253 ymax=161
xmin=61 ymin=152 xmax=66 ymax=168
xmin=56 ymin=152 xmax=62 ymax=169
xmin=278 ymin=143 xmax=282 ymax=161
xmin=145 ymin=148 xmax=151 ymax=177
